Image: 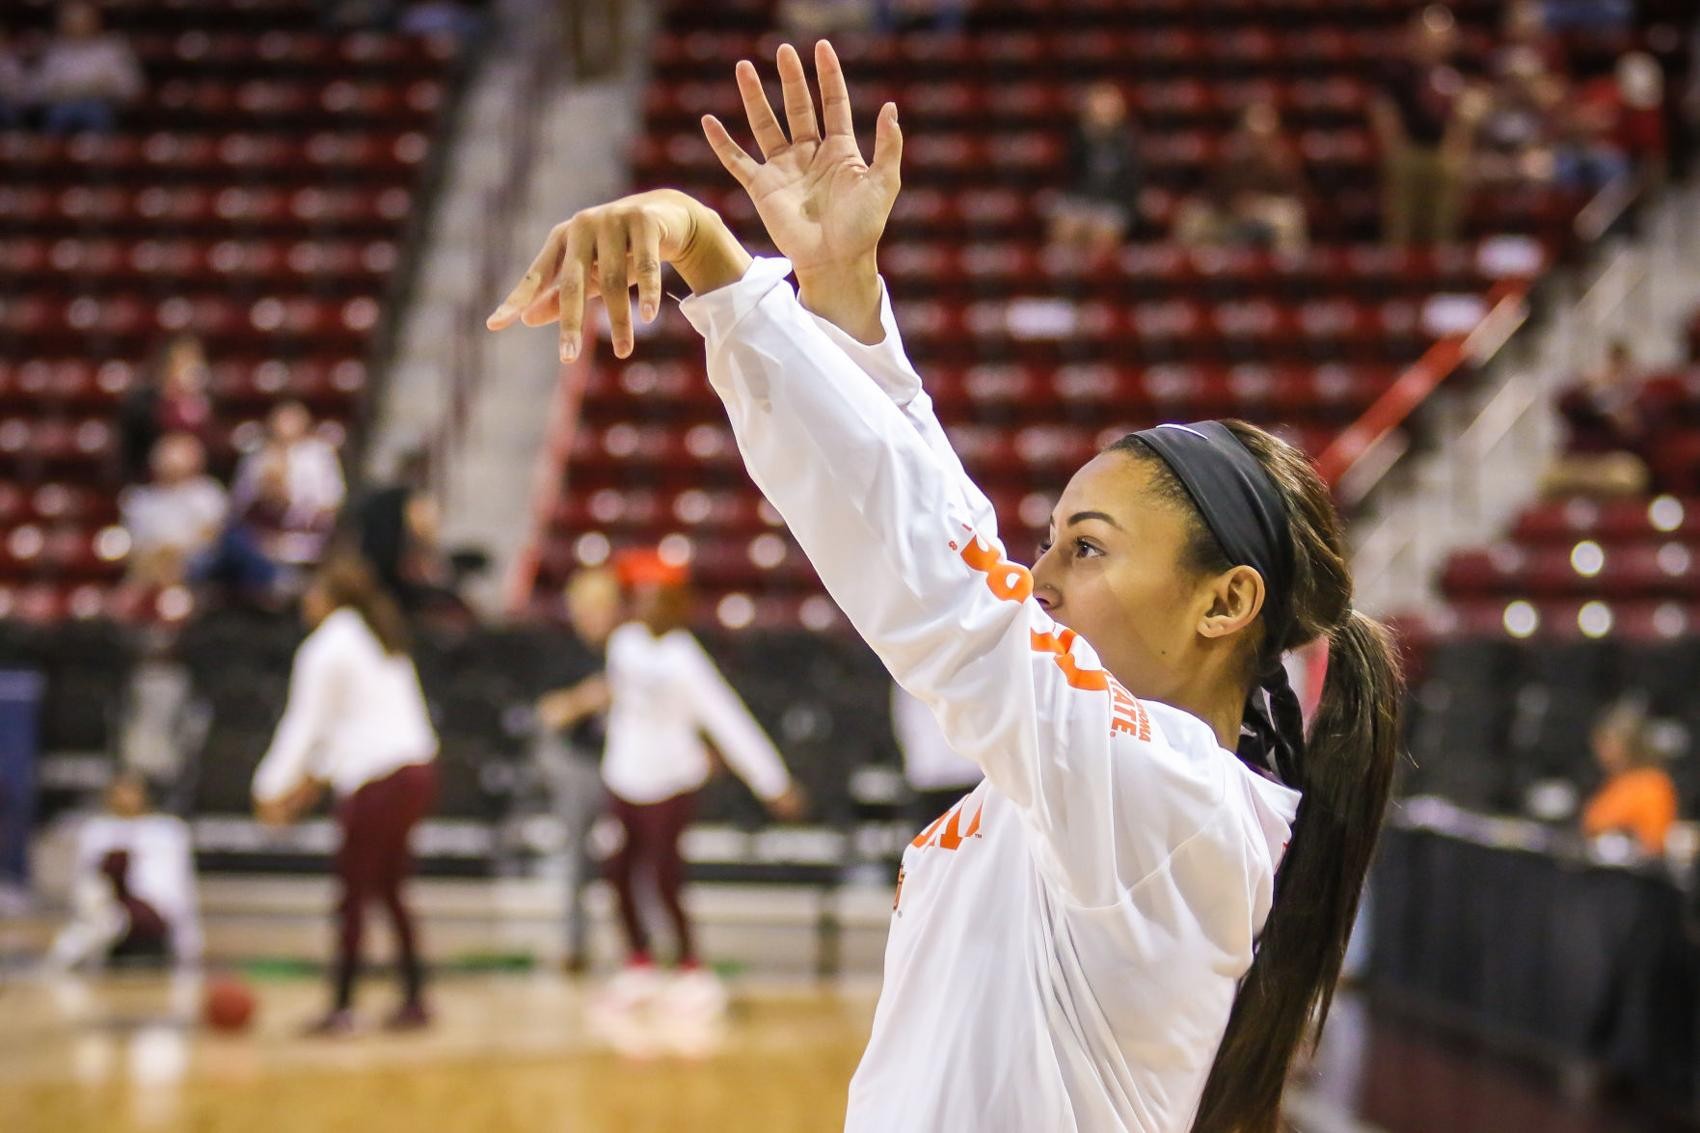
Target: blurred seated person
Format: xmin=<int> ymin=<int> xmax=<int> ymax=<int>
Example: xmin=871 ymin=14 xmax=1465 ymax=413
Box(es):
xmin=123 ymin=433 xmax=279 ymax=599
xmin=235 ymin=448 xmax=335 ymax=570
xmin=1565 ymin=52 xmax=1667 ymax=189
xmin=1472 ymin=48 xmax=1563 ymax=187
xmin=1543 ymin=0 xmax=1631 ymax=34
xmin=47 ymin=772 xmax=201 ymax=970
xmin=122 ymin=433 xmax=228 ymax=587
xmin=0 ymin=30 xmax=26 ymax=129
xmin=1047 ymin=82 xmax=1142 ymax=258
xmin=1541 ymin=341 xmax=1651 ymax=497
xmin=1582 ymin=702 xmax=1677 ymax=855
xmin=779 ymin=0 xmax=876 ymax=36
xmin=121 ymin=333 xmax=214 ymax=483
xmin=1174 ymin=103 xmax=1309 ymax=254
xmin=1494 ymin=1 xmax=1566 ymax=77
xmin=31 ymin=0 xmax=144 ymax=136
xmin=398 ymin=0 xmax=485 ymax=45
xmin=233 ymin=401 xmax=346 ymax=530
xmin=874 ymin=0 xmax=966 ymax=34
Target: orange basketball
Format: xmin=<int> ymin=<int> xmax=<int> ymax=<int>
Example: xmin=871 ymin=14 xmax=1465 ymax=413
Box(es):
xmin=202 ymin=976 xmax=257 ymax=1033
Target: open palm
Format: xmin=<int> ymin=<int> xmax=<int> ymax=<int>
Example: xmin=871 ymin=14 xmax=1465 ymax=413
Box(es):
xmin=702 ymin=41 xmax=902 ymax=282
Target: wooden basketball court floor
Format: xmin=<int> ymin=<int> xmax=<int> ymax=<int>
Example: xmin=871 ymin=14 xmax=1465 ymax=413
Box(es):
xmin=7 ymin=964 xmax=1681 ymax=1133
xmin=0 ymin=970 xmax=877 ymax=1133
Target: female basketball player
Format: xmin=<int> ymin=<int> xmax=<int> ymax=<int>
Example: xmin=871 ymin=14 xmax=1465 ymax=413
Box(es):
xmin=489 ymin=42 xmax=1399 ymax=1133
xmin=252 ymin=554 xmax=439 ymax=1034
xmin=596 ymin=548 xmax=803 ymax=1013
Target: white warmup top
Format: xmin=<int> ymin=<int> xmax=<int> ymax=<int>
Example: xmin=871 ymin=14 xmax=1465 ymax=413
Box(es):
xmin=601 ymin=621 xmax=792 ymax=806
xmin=681 ymin=259 xmax=1302 ymax=1133
xmin=234 ymin=436 xmax=346 ymax=519
xmin=73 ymin=813 xmax=201 ymax=962
xmin=251 ymin=608 xmax=438 ymax=803
xmin=891 ymin=683 xmax=982 ymax=793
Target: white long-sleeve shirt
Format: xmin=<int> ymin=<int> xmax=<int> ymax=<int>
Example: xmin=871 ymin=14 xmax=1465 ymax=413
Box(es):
xmin=251 ymin=608 xmax=437 ymax=803
xmin=71 ymin=813 xmax=201 ymax=963
xmin=601 ymin=621 xmax=791 ymax=805
xmin=30 ymin=35 xmax=144 ymax=104
xmin=680 ymin=259 xmax=1301 ymax=1133
xmin=233 ymin=436 xmax=346 ymax=520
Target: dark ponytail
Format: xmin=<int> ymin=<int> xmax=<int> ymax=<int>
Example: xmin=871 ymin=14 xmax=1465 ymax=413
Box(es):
xmin=1192 ymin=610 xmax=1400 ymax=1133
xmin=1120 ymin=422 xmax=1402 ymax=1133
xmin=314 ymin=552 xmax=411 ymax=656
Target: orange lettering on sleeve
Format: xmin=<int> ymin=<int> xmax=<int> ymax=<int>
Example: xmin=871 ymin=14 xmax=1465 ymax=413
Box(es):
xmin=1030 ymin=628 xmax=1110 ymax=692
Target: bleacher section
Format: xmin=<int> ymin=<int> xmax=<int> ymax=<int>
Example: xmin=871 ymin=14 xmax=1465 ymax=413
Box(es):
xmin=0 ymin=0 xmax=462 ymax=621
xmin=522 ymin=0 xmax=1681 ymax=623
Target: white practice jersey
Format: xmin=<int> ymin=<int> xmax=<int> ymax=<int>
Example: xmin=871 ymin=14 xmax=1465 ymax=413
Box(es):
xmin=681 ymin=259 xmax=1301 ymax=1133
xmin=602 ymin=621 xmax=792 ymax=805
xmin=72 ymin=813 xmax=201 ymax=963
xmin=252 ymin=608 xmax=437 ymax=803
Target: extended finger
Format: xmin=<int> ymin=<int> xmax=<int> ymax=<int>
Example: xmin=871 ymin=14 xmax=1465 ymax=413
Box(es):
xmin=776 ymin=43 xmax=819 ymax=145
xmin=488 ymin=227 xmax=565 ymax=329
xmin=702 ymin=114 xmax=760 ymax=187
xmin=735 ymin=58 xmax=788 ymax=158
xmin=597 ymin=218 xmax=635 ymax=359
xmin=631 ymin=212 xmax=663 ymax=324
xmin=555 ymin=224 xmax=590 ymax=363
xmin=518 ymin=273 xmax=604 ymax=327
xmin=815 ymin=40 xmax=855 ymax=139
xmin=870 ymin=101 xmax=903 ymax=195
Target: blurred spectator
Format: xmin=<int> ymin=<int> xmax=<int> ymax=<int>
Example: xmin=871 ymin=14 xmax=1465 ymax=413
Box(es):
xmin=347 ymin=446 xmax=457 ymax=613
xmin=1541 ymin=341 xmax=1651 ymax=498
xmin=1495 ymin=0 xmax=1566 ymax=77
xmin=121 ymin=333 xmax=214 ymax=483
xmin=398 ymin=0 xmax=484 ymax=47
xmin=561 ymin=0 xmax=625 ymax=78
xmin=779 ymin=0 xmax=875 ymax=36
xmin=46 ymin=772 xmax=201 ymax=970
xmin=874 ymin=0 xmax=966 ymax=34
xmin=234 ymin=448 xmax=334 ymax=570
xmin=233 ymin=401 xmax=346 ymax=530
xmin=1582 ymin=702 xmax=1677 ymax=855
xmin=1543 ymin=0 xmax=1631 ymax=34
xmin=1372 ymin=6 xmax=1482 ymax=246
xmin=31 ymin=1 xmax=144 ymax=136
xmin=316 ymin=0 xmax=399 ymax=30
xmin=1047 ymin=82 xmax=1142 ymax=257
xmin=1473 ymin=50 xmax=1563 ymax=187
xmin=1564 ymin=52 xmax=1667 ymax=189
xmin=122 ymin=433 xmax=228 ymax=587
xmin=1174 ymin=103 xmax=1309 ymax=254
xmin=534 ymin=567 xmax=620 ymax=974
xmin=0 ymin=29 xmax=27 ymax=129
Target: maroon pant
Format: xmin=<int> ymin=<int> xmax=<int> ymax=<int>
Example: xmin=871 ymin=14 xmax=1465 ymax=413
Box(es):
xmin=606 ymin=790 xmax=698 ymax=964
xmin=333 ymin=760 xmax=436 ymax=1011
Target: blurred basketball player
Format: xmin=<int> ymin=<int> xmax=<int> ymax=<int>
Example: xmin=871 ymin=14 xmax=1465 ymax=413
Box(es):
xmin=533 ymin=567 xmax=620 ymax=974
xmin=598 ymin=548 xmax=803 ymax=1016
xmin=251 ymin=555 xmax=439 ymax=1035
xmin=890 ymin=683 xmax=981 ymax=826
xmin=48 ymin=771 xmax=200 ymax=971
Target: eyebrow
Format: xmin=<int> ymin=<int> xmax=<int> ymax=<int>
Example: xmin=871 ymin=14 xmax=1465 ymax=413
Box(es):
xmin=1064 ymin=510 xmax=1125 ymax=532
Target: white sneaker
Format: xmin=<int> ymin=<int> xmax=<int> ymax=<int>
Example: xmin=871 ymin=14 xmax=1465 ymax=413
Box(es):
xmin=664 ymin=967 xmax=729 ymax=1023
xmin=598 ymin=962 xmax=663 ymax=1016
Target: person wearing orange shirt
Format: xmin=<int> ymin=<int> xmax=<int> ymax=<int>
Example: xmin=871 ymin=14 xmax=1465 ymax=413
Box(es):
xmin=1582 ymin=703 xmax=1677 ymax=854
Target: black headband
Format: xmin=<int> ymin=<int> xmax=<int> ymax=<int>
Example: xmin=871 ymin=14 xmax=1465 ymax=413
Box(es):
xmin=1130 ymin=421 xmax=1305 ymax=787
